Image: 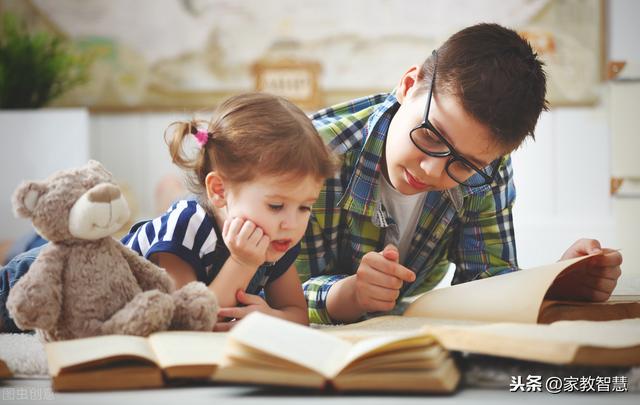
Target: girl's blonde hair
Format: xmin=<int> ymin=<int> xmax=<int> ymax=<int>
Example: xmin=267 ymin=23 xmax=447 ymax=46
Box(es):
xmin=166 ymin=92 xmax=337 ymax=200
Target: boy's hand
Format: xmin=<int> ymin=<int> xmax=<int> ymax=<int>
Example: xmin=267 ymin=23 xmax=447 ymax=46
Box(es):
xmin=213 ymin=290 xmax=274 ymax=332
xmin=222 ymin=217 xmax=270 ymax=269
xmin=546 ymin=239 xmax=622 ymax=302
xmin=353 ymin=244 xmax=416 ymax=313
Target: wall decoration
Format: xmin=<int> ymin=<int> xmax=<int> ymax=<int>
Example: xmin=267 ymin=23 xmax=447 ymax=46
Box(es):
xmin=1 ymin=0 xmax=603 ymax=109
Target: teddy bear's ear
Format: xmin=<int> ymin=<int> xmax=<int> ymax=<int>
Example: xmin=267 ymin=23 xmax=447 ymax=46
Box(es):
xmin=87 ymin=159 xmax=112 ymax=178
xmin=12 ymin=181 xmax=48 ymax=219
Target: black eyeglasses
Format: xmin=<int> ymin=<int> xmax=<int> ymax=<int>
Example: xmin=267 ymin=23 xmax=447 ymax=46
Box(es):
xmin=409 ymin=50 xmax=501 ymax=187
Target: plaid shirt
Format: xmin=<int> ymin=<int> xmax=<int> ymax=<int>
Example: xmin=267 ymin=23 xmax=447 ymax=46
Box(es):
xmin=297 ymin=93 xmax=519 ymax=324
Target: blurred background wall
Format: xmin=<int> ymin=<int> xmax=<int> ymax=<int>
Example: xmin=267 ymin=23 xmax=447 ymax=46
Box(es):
xmin=0 ymin=0 xmax=638 ymax=292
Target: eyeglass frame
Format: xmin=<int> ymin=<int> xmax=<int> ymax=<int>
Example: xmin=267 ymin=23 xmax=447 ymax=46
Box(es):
xmin=409 ymin=50 xmax=501 ymax=187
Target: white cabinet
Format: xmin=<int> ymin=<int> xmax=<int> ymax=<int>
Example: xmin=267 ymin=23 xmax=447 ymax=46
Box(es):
xmin=0 ymin=109 xmax=90 ymax=240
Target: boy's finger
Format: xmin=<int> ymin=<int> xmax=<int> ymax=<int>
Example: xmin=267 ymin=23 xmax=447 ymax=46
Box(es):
xmin=381 ymin=244 xmax=399 ymax=262
xmin=580 ymin=273 xmax=617 ymax=295
xmin=389 ymin=264 xmax=416 ymax=283
xmin=364 ymin=283 xmax=401 ymax=302
xmin=367 ymin=253 xmax=415 ymax=282
xmin=360 ymin=266 xmax=404 ymax=289
xmin=587 ymin=265 xmax=622 ymax=280
xmin=588 ymin=251 xmax=623 ymax=268
xmin=574 ymin=239 xmax=603 ymax=256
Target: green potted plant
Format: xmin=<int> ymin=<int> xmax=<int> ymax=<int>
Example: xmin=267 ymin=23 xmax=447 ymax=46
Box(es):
xmin=0 ymin=12 xmax=89 ymax=108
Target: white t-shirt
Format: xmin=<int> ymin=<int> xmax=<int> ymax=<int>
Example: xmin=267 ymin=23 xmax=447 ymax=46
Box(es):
xmin=378 ymin=175 xmax=428 ymax=263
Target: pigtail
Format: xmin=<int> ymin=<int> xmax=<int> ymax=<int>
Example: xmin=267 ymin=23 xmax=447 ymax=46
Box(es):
xmin=165 ymin=121 xmax=193 ymax=170
xmin=164 ymin=119 xmax=215 ymax=198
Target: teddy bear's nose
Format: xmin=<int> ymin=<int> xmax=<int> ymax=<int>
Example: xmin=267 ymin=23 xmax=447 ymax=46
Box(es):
xmin=87 ymin=184 xmax=121 ymax=203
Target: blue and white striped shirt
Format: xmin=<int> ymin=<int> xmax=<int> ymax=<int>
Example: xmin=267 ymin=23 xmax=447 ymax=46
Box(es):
xmin=121 ymin=199 xmax=297 ymax=295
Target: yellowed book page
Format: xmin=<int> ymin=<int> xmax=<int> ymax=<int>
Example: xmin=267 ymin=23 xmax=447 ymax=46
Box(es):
xmin=331 ymin=358 xmax=460 ymax=393
xmin=52 ymin=364 xmax=163 ymax=392
xmin=214 ymin=359 xmax=325 ymax=389
xmin=329 ymin=333 xmax=442 ymax=378
xmin=148 ymin=331 xmax=227 ymax=370
xmin=222 ymin=340 xmax=314 ymax=371
xmin=216 ymin=340 xmax=325 ymax=388
xmin=324 ymin=315 xmax=484 ymax=342
xmin=426 ymin=318 xmax=640 ymax=365
xmin=228 ymin=312 xmax=354 ymax=378
xmin=404 ymin=255 xmax=595 ymax=323
xmin=45 ymin=335 xmax=158 ymax=376
xmin=342 ymin=345 xmax=447 ymax=374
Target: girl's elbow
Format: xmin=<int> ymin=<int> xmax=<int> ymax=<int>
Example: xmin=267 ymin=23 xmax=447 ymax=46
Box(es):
xmin=294 ymin=305 xmax=310 ymax=326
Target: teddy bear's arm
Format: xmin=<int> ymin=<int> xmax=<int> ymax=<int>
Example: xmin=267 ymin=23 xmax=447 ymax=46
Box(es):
xmin=6 ymin=244 xmax=66 ymax=331
xmin=116 ymin=243 xmax=175 ymax=293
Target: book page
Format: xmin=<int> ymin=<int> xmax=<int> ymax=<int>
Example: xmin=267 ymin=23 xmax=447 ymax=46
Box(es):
xmin=538 ymin=297 xmax=640 ymax=323
xmin=426 ymin=318 xmax=640 ymax=365
xmin=148 ymin=331 xmax=227 ymax=369
xmin=334 ymin=333 xmax=436 ymax=376
xmin=228 ymin=312 xmax=354 ymax=378
xmin=45 ymin=335 xmax=158 ymax=376
xmin=52 ymin=364 xmax=163 ymax=391
xmin=331 ymin=357 xmax=460 ymax=393
xmin=470 ymin=318 xmax=640 ymax=347
xmin=341 ymin=345 xmax=446 ymax=374
xmin=324 ymin=315 xmax=484 ymax=342
xmin=404 ymin=254 xmax=596 ymax=323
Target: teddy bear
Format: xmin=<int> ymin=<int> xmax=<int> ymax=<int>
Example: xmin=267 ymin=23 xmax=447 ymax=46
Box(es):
xmin=6 ymin=160 xmax=218 ymax=341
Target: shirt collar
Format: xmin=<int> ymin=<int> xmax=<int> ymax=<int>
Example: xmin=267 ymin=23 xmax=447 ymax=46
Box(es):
xmin=338 ymin=92 xmax=496 ymax=218
xmin=338 ymin=93 xmax=399 ymax=217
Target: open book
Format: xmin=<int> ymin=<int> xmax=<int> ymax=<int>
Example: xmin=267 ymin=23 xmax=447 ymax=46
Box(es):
xmin=325 ymin=254 xmax=640 ymax=366
xmin=46 ymin=331 xmax=227 ymax=391
xmin=214 ymin=311 xmax=459 ymax=393
xmin=45 ymin=315 xmax=459 ymax=393
xmin=0 ymin=358 xmax=11 ymax=379
xmin=403 ymin=253 xmax=640 ymax=324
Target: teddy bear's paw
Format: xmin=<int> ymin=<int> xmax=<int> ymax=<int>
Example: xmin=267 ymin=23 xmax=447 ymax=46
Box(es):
xmin=170 ymin=281 xmax=218 ymax=331
xmin=101 ymin=290 xmax=175 ymax=336
xmin=6 ymin=293 xmax=59 ymax=331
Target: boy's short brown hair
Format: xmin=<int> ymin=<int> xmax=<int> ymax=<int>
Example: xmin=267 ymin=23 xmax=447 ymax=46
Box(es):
xmin=418 ymin=23 xmax=548 ymax=151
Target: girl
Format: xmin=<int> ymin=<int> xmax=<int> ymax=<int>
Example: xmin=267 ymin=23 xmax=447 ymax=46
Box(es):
xmin=121 ymin=93 xmax=336 ymax=331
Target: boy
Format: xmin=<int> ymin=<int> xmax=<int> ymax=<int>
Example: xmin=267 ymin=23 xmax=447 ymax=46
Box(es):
xmin=297 ymin=23 xmax=622 ymax=324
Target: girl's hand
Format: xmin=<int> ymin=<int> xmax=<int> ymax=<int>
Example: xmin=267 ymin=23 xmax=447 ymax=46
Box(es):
xmin=213 ymin=290 xmax=275 ymax=332
xmin=222 ymin=217 xmax=270 ymax=269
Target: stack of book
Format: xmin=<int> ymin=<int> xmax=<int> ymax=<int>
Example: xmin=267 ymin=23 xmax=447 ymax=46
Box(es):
xmin=44 ymin=254 xmax=640 ymax=393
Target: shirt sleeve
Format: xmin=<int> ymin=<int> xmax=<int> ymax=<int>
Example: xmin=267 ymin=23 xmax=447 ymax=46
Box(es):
xmin=121 ymin=200 xmax=218 ymax=283
xmin=298 ymin=204 xmax=349 ymax=325
xmin=449 ymin=156 xmax=519 ymax=285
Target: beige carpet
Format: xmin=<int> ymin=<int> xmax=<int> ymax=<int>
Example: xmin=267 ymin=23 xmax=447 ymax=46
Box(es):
xmin=1 ymin=332 xmax=639 ymax=392
xmin=0 ymin=333 xmax=48 ymax=378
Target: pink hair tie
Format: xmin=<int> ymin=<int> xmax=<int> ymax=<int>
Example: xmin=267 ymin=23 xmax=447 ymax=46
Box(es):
xmin=193 ymin=129 xmax=210 ymax=148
